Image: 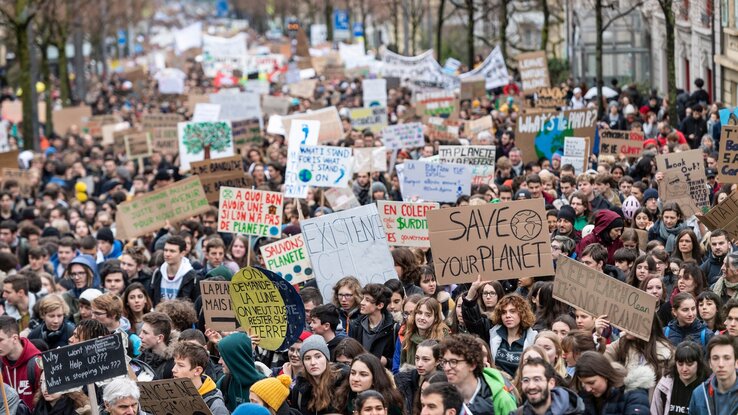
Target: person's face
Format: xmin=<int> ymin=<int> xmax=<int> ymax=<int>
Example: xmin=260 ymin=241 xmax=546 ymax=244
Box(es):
xmin=420 ymin=276 xmax=437 ymax=296
xmin=388 ymin=292 xmax=403 ymax=313
xmin=120 ymin=255 xmax=138 ymax=277
xmin=0 ymin=195 xmax=12 ymax=211
xmin=41 ymin=276 xmax=53 ymax=293
xmin=500 ymin=304 xmax=521 ymax=329
xmin=709 ymin=344 xmax=738 ymax=385
xmin=609 ymin=227 xmax=623 ymax=241
xmin=499 ymin=191 xmax=513 ymax=202
xmin=206 ymin=247 xmax=225 ymax=267
xmin=360 ymin=294 xmax=379 ymax=315
xmin=97 ymin=240 xmax=112 ymax=255
xmin=559 ymin=182 xmax=572 ymax=197
xmin=104 ymin=273 xmax=125 ymax=295
xmin=551 ymin=241 xmax=562 ymax=260
xmin=43 ymin=308 xmax=65 ymax=331
xmin=0 ymin=330 xmax=20 ymax=355
xmin=577 ymin=181 xmax=592 ymax=196
xmin=528 ymin=182 xmax=542 ymax=198
xmin=662 ymin=210 xmax=679 ymax=229
xmin=619 ymin=181 xmax=632 ymax=195
xmin=635 ymin=262 xmax=650 ymax=281
xmin=674 ymin=298 xmax=697 ymax=326
xmin=349 ymin=360 xmax=373 ymax=393
xmin=711 ymin=235 xmax=730 ymax=257
xmin=79 ymin=303 xmax=92 ymax=320
xmin=139 ymin=323 xmax=162 ymax=350
xmin=303 ymin=350 xmax=327 ymax=377
xmin=163 ymin=243 xmax=184 ymax=267
xmin=249 ymin=391 xmax=266 ymax=407
xmin=358 ymin=397 xmax=387 ymax=415
xmin=570 ymin=197 xmax=585 ymax=216
xmin=309 ymin=317 xmax=328 ymax=335
xmin=652 ymin=256 xmax=666 ymax=276
xmin=633 ymin=212 xmax=649 ymax=230
xmin=415 ymin=346 xmax=437 ymax=377
xmin=481 ymin=285 xmax=499 ymax=308
xmin=442 ymin=351 xmax=474 ymax=386
xmin=0 ymin=228 xmax=13 ymax=245
xmin=575 ymin=311 xmax=595 ymax=331
xmin=552 ymin=322 xmax=570 ymax=340
xmin=645 ymin=278 xmax=663 ymax=299
xmin=420 ymin=393 xmax=448 ymax=415
xmin=676 ymin=360 xmax=699 ymax=385
xmin=725 ymin=307 xmax=738 ymax=337
xmin=535 ymin=337 xmax=558 ymax=365
xmin=580 ymin=255 xmax=601 ymax=271
xmin=127 ymin=288 xmax=147 ymax=314
xmin=91 ymin=307 xmax=115 ymax=328
xmin=69 ymin=264 xmax=88 ymax=289
xmin=106 ymin=397 xmax=139 ymax=415
xmin=699 ymin=299 xmax=717 ymax=322
xmin=357 ymin=173 xmax=370 ymax=186
xmin=304 ymin=301 xmax=315 ymax=324
xmin=509 ymin=151 xmax=521 ymax=165
xmin=615 ymin=260 xmax=629 ymax=274
xmin=556 ymin=218 xmax=572 ymax=235
xmin=678 ymin=234 xmax=693 ymax=253
xmin=172 ymin=356 xmax=202 ymax=381
xmin=2 ymin=284 xmax=20 ymax=306
xmin=521 ymin=364 xmax=554 ymax=408
xmin=547 ymin=215 xmax=557 ymax=232
xmin=677 ymin=270 xmax=696 ymax=295
xmin=288 ymin=341 xmax=303 ymax=367
xmin=201 ymin=215 xmax=216 ymax=229
xmin=414 ymin=304 xmax=435 ymax=332
xmin=337 ymin=286 xmax=356 ymax=310
xmin=75 ymin=221 xmax=89 ymax=237
xmin=231 ymin=239 xmax=246 ymax=259
xmin=580 ymin=375 xmax=609 ymax=398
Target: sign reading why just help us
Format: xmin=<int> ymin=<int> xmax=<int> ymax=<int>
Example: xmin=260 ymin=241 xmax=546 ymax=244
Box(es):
xmin=553 ymin=256 xmax=656 ymax=341
xmin=296 ymin=145 xmax=352 ymax=187
xmin=378 ymin=201 xmax=439 ymax=247
xmin=43 ymin=333 xmax=127 ymax=394
xmin=218 ymin=187 xmax=283 ymax=237
xmin=427 ymin=198 xmax=555 ymax=284
xmin=229 ymin=266 xmax=305 ymax=351
xmin=260 ymin=234 xmax=313 ymax=284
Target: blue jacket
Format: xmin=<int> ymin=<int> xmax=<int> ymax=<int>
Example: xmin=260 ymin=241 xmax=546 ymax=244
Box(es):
xmin=665 ymin=319 xmax=713 ymax=350
xmin=689 ymin=372 xmax=738 ymax=415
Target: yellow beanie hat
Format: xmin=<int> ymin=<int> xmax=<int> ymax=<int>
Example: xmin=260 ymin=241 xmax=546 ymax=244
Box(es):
xmin=250 ymin=374 xmax=291 ymax=411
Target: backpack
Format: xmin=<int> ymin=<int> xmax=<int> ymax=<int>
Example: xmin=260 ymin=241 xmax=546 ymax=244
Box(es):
xmin=664 ymin=326 xmax=708 ymax=346
xmin=481 ymin=367 xmax=518 ymax=415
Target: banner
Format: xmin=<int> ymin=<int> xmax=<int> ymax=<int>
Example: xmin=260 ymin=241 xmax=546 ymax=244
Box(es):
xmin=398 ymin=160 xmax=472 ymax=203
xmin=516 ymin=51 xmax=550 ymax=92
xmin=350 ymin=107 xmax=388 ymax=133
xmin=177 ymin=121 xmax=234 ymax=171
xmin=535 ymin=87 xmax=568 ymax=109
xmin=515 ymin=108 xmax=598 ymax=162
xmin=458 ymin=46 xmax=509 ymax=90
xmin=301 ymin=204 xmax=398 ymax=302
xmin=115 ymin=177 xmax=210 ymax=240
xmin=718 ymin=125 xmax=738 ymax=184
xmin=285 ymin=120 xmax=320 ymax=198
xmin=378 ymin=201 xmax=439 ymax=247
xmin=282 ymin=107 xmax=344 ymax=143
xmin=363 ymin=79 xmax=387 ymax=107
xmin=260 ymin=234 xmax=314 ymax=284
xmin=599 ymin=129 xmax=644 ymax=157
xmin=202 ymin=33 xmax=248 ymax=77
xmin=553 ymin=256 xmax=656 ymax=341
xmin=200 ymin=280 xmax=238 ymax=331
xmin=353 ymin=147 xmax=387 ymax=173
xmin=217 ymin=187 xmax=283 ymax=237
xmin=173 ymin=22 xmax=203 ymax=54
xmin=427 ymin=199 xmax=555 ymax=284
xmin=656 ymin=149 xmax=710 ymax=214
xmin=381 ymin=49 xmax=458 ymax=90
xmin=698 ymin=189 xmax=738 ymax=239
xmin=138 ymin=378 xmax=212 ymax=415
xmin=295 ymin=146 xmax=352 ymax=187
xmin=382 ymin=123 xmax=425 ymax=149
xmin=438 ymin=145 xmax=496 ymax=185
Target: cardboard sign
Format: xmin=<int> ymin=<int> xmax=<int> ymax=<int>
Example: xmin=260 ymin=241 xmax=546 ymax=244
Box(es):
xmin=178 ymin=121 xmax=234 ymax=171
xmin=427 ymin=199 xmax=555 ymax=284
xmin=399 ymin=160 xmax=472 ymax=203
xmin=350 ymin=107 xmax=388 ymax=134
xmin=656 ymin=149 xmax=710 ymax=214
xmin=295 ymin=146 xmax=352 ymax=187
xmin=138 ymin=378 xmax=213 ymax=415
xmin=290 ymin=79 xmax=318 ymax=99
xmin=599 ymin=130 xmax=644 ymax=157
xmin=192 ymin=103 xmax=222 ymax=122
xmin=718 ymin=125 xmax=738 ymax=184
xmin=191 ymin=154 xmax=246 ymax=202
xmin=42 ymin=333 xmax=127 ymax=394
xmin=116 ymin=177 xmax=210 ymax=240
xmin=260 ymin=234 xmax=314 ymax=284
xmin=466 ymin=116 xmax=493 ymax=136
xmin=102 ymin=122 xmax=131 ymax=146
xmin=517 ymin=51 xmax=550 ymax=92
xmin=416 ymin=91 xmax=458 ymax=121
xmin=382 ymin=123 xmax=425 ymax=149
xmin=553 ymin=256 xmax=656 ymax=341
xmin=285 ymin=120 xmax=320 ymax=198
xmin=142 ymin=113 xmax=181 ymax=129
xmin=536 ymin=87 xmax=567 ymax=109
xmin=353 ymin=147 xmax=388 ymax=173
xmin=1 ymin=101 xmax=23 ymax=123
xmin=52 ymin=105 xmax=92 ymax=136
xmin=697 ymin=189 xmax=738 ymax=239
xmin=363 ymin=79 xmax=387 ymax=107
xmin=229 ymin=266 xmax=305 ymax=351
xmin=516 ymin=108 xmax=598 ymax=163
xmin=209 ymin=92 xmax=262 ymax=126
xmin=282 ymin=107 xmax=344 ymax=143
xmin=262 ymin=95 xmax=292 ymax=116
xmin=0 ymin=150 xmax=18 ymax=169
xmin=1 ymin=168 xmax=33 ymax=196
xmin=438 ymin=145 xmax=496 ymax=186
xmin=200 ymin=280 xmax=238 ymax=332
xmin=634 ymin=228 xmax=649 ymax=251
xmin=217 ymin=187 xmax=283 ymax=237
xmin=124 ymin=132 xmax=152 ymax=160
xmin=659 ymin=169 xmax=701 ymax=217
xmin=186 ymin=94 xmax=211 ymax=112
xmin=378 ymin=201 xmax=439 ymax=247
xmin=231 ymin=118 xmax=263 ymax=148
xmin=460 ymin=77 xmax=486 ymax=101
xmin=324 ymin=187 xmax=360 ymax=211
xmin=301 ymin=204 xmax=398 ymax=303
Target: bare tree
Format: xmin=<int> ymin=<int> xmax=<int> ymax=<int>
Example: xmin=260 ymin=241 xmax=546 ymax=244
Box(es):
xmin=657 ymin=0 xmax=678 ymax=126
xmin=401 ymin=0 xmax=425 ymax=54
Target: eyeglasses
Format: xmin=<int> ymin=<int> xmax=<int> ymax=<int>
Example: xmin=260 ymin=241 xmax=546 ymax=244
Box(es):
xmin=440 ymin=359 xmax=464 ymax=368
xmin=91 ymin=310 xmax=107 ymax=317
xmin=337 ymin=294 xmax=353 ymax=299
xmin=482 ymin=291 xmax=497 ymax=298
xmin=69 ymin=272 xmax=87 ymax=279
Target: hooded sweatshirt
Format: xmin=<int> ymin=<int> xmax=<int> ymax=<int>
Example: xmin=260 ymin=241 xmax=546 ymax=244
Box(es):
xmin=574 ymin=210 xmax=624 ymax=265
xmin=517 ymin=386 xmax=585 ymax=415
xmin=1 ymin=337 xmax=41 ymax=410
xmin=216 ymin=332 xmax=266 ymax=412
xmin=689 ymin=371 xmax=738 ymax=415
xmin=198 ymin=375 xmax=229 ymax=415
xmin=150 ymin=257 xmax=199 ymax=306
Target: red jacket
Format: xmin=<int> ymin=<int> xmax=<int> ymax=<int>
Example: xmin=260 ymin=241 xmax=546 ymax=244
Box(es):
xmin=574 ymin=210 xmax=624 ymax=265
xmin=1 ymin=338 xmax=41 ymax=410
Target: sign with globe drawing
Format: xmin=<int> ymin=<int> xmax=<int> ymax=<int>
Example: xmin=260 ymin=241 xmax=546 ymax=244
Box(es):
xmin=426 ymin=199 xmax=555 ymax=284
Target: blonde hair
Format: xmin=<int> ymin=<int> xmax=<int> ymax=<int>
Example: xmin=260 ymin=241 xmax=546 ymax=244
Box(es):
xmin=38 ymin=293 xmax=70 ymax=317
xmin=535 ymin=330 xmax=567 ymax=378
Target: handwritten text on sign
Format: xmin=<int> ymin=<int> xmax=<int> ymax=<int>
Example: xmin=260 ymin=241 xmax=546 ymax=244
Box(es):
xmin=138 ymin=378 xmax=212 ymax=415
xmin=382 ymin=123 xmax=424 ymax=149
xmin=296 ymin=146 xmax=352 ymax=187
xmin=200 ymin=280 xmax=238 ymax=332
xmin=427 ymin=199 xmax=555 ymax=284
xmin=718 ymin=125 xmax=738 ymax=184
xmin=438 ymin=145 xmax=496 ymax=185
xmin=656 ymin=149 xmax=710 ymax=213
xmin=553 ymin=256 xmax=656 ymax=341
xmin=218 ymin=187 xmax=283 ymax=237
xmin=697 ymin=189 xmax=738 ymax=240
xmin=260 ymin=234 xmax=313 ymax=284
xmin=599 ymin=130 xmax=644 ymax=157
xmin=378 ymin=201 xmax=439 ymax=247
xmin=400 ymin=160 xmax=472 ymax=203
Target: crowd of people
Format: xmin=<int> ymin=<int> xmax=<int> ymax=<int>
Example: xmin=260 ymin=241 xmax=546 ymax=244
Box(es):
xmin=0 ymin=29 xmax=735 ymax=415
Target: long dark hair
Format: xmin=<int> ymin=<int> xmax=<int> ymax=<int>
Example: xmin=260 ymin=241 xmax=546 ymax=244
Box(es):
xmin=122 ymin=282 xmax=153 ymax=324
xmin=678 ymin=262 xmax=707 ymax=297
xmin=574 ymin=351 xmax=626 ymax=393
xmin=534 ymin=282 xmax=570 ymax=329
xmin=610 ymin=316 xmax=672 ymax=380
xmin=337 ymin=354 xmax=404 ymax=414
xmin=671 ymin=229 xmax=703 ymax=263
xmin=697 ymin=291 xmax=725 ymax=331
xmin=670 ymin=341 xmax=710 ymax=382
xmin=354 ymin=390 xmax=387 ymax=414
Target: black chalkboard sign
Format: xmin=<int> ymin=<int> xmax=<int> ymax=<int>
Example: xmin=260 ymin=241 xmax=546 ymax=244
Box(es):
xmin=42 ymin=333 xmax=127 ymax=394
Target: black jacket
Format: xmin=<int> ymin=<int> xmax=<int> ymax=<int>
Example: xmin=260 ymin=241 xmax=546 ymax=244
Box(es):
xmin=149 ymin=266 xmax=200 ymax=307
xmin=394 ymin=368 xmax=420 ymax=412
xmin=289 ymin=364 xmax=349 ymax=415
xmin=28 ymin=320 xmax=75 ymax=349
xmin=580 ymin=386 xmax=649 ymax=415
xmin=348 ymin=310 xmax=396 ymax=368
xmin=461 ymin=295 xmax=493 ymax=345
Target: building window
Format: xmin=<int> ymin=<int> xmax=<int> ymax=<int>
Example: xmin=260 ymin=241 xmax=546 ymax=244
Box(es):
xmin=723 ymin=0 xmax=729 ymax=26
xmin=681 ymin=0 xmax=690 ymax=19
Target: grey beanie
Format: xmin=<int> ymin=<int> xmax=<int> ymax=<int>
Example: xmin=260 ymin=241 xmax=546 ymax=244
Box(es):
xmin=300 ymin=335 xmax=330 ymax=360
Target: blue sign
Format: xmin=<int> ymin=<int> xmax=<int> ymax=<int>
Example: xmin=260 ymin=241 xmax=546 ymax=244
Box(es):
xmin=117 ymin=30 xmax=126 ymax=46
xmin=353 ymin=22 xmax=364 ymax=37
xmin=216 ymin=0 xmax=229 ymax=17
xmin=334 ymin=10 xmax=349 ymax=31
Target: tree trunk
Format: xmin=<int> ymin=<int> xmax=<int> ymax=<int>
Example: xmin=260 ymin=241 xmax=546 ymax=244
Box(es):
xmin=411 ymin=13 xmax=417 ymax=55
xmin=204 ymin=144 xmax=211 ymax=160
xmin=662 ymin=1 xmax=678 ymax=127
xmin=392 ymin=0 xmax=399 ymax=48
xmin=73 ymin=18 xmax=86 ymax=101
xmin=467 ymin=0 xmax=474 ymax=67
xmin=16 ymin=22 xmax=35 ymax=150
xmin=40 ymin=43 xmax=53 ymax=137
xmin=326 ymin=3 xmax=333 ymax=41
xmin=436 ymin=0 xmax=445 ymax=61
xmin=596 ymin=0 xmax=604 ymax=119
xmin=500 ymin=0 xmax=509 ymax=63
xmin=55 ymin=35 xmax=72 ymax=106
xmin=541 ymin=0 xmax=550 ymax=52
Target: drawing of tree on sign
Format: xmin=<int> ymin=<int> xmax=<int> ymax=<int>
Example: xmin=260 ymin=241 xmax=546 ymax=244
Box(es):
xmin=182 ymin=122 xmax=231 ymax=160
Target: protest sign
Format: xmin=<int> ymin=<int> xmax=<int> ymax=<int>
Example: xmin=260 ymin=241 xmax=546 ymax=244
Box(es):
xmin=438 ymin=145 xmax=496 ymax=186
xmin=138 ymin=378 xmax=212 ymax=415
xmin=553 ymin=256 xmax=656 ymax=341
xmin=142 ymin=113 xmax=181 ymax=129
xmin=658 ymin=169 xmax=701 ymax=217
xmin=363 ymin=79 xmax=387 ymax=107
xmin=718 ymin=125 xmax=738 ymax=184
xmin=124 ymin=132 xmax=152 ymax=160
xmin=466 ymin=116 xmax=493 ymax=136
xmin=285 ymin=120 xmax=320 ymax=198
xmin=562 ymin=136 xmax=588 ymax=174
xmin=186 ymin=94 xmax=211 ymax=112
xmin=52 ymin=105 xmax=92 ymax=136
xmin=209 ymin=92 xmax=262 ymax=128
xmin=302 ymin=204 xmax=398 ymax=302
xmin=656 ymin=149 xmax=710 ymax=214
xmin=200 ymin=280 xmax=238 ymax=332
xmin=517 ymin=51 xmax=550 ymax=92
xmin=190 ymin=155 xmax=251 ymax=203
xmin=378 ymin=201 xmax=439 ymax=247
xmin=178 ymin=121 xmax=234 ymax=171
xmin=381 ymin=49 xmax=458 ymax=90
xmin=324 ymin=187 xmax=361 ymax=211
xmin=460 ymin=77 xmax=487 ymax=101
xmin=174 ymin=21 xmax=203 ymax=53
xmin=0 ymin=150 xmax=18 ymax=169
xmin=427 ymin=199 xmax=555 ymax=285
xmin=217 ymin=187 xmax=283 ymax=237
xmin=202 ymin=33 xmax=248 ymax=77
xmin=515 ymin=108 xmax=598 ymax=162
xmin=458 ymin=46 xmax=508 ymax=89
xmin=262 ymin=96 xmax=292 ymax=116
xmin=229 ymin=266 xmax=305 ymax=351
xmin=231 ymin=118 xmax=263 ymax=148
xmin=399 ymin=160 xmax=472 ymax=203
xmin=350 ymin=107 xmax=388 ymax=134
xmin=151 ymin=127 xmax=178 ymax=155
xmin=696 ymin=189 xmax=738 ymax=239
xmin=1 ymin=101 xmax=22 ymax=123
xmin=1 ymin=168 xmax=33 ymax=196
xmin=353 ymin=147 xmax=387 ymax=173
xmin=192 ymin=103 xmax=222 ymax=122
xmin=634 ymin=229 xmax=649 ymax=251
xmin=157 ymin=68 xmax=186 ymax=94
xmin=116 ymin=177 xmax=210 ymax=240
xmin=426 ymin=118 xmax=463 ymax=141
xmin=295 ymin=146 xmax=352 ymax=187
xmin=260 ymin=234 xmax=314 ymax=284
xmin=382 ymin=123 xmax=424 ymax=149
xmin=535 ymin=87 xmax=567 ymax=109
xmin=42 ymin=333 xmax=127 ymax=394
xmin=598 ymin=130 xmax=644 ymax=157
xmin=289 ymin=79 xmax=318 ymax=99
xmin=415 ymin=91 xmax=458 ymax=120
xmin=102 ymin=122 xmax=131 ymax=146
xmin=282 ymin=107 xmax=344 ymax=143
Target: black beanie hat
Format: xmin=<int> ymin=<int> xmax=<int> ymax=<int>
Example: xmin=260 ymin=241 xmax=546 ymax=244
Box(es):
xmin=557 ymin=205 xmax=576 ymax=224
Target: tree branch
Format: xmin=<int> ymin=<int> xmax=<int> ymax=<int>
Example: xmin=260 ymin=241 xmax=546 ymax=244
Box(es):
xmin=602 ymin=1 xmax=644 ymax=31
